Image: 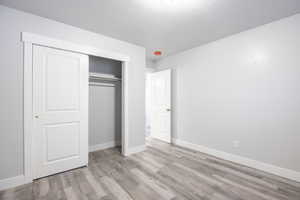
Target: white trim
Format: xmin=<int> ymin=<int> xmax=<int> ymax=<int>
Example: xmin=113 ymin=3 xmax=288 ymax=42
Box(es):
xmin=172 ymin=138 xmax=300 ymax=182
xmin=0 ymin=176 xmax=31 ymax=191
xmin=22 ymin=32 xmax=130 ymax=188
xmin=121 ymin=62 xmax=129 ymax=156
xmin=125 ymin=145 xmax=146 ymax=156
xmin=89 ymin=141 xmax=121 ymax=152
xmin=21 ymin=32 xmax=130 ymax=62
xmin=23 ymin=41 xmax=33 ymax=184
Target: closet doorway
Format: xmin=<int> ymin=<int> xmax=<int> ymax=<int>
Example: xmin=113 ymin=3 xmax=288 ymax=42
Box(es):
xmin=22 ymin=32 xmax=129 ymax=181
xmin=88 ymin=56 xmax=123 ymax=153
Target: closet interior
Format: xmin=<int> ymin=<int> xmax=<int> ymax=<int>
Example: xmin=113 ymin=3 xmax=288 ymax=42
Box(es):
xmin=89 ymin=55 xmax=122 ymax=152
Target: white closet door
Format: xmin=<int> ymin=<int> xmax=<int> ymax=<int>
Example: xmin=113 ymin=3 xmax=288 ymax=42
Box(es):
xmin=32 ymin=45 xmax=88 ymax=179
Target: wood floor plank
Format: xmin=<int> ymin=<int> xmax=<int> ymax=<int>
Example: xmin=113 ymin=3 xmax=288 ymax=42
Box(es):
xmin=131 ymin=168 xmax=176 ymax=200
xmin=82 ymin=168 xmax=107 ymax=198
xmin=1 ymin=139 xmax=299 ymax=200
xmin=100 ymin=176 xmax=133 ymax=200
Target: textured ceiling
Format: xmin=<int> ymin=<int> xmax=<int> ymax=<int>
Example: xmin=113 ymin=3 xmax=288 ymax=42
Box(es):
xmin=1 ymin=0 xmax=300 ymax=61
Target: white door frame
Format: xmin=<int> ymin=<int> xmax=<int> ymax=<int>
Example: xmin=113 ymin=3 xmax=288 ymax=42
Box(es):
xmin=22 ymin=32 xmax=130 ymax=183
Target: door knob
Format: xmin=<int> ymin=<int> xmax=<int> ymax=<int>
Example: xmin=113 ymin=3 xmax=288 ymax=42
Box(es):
xmin=34 ymin=115 xmax=39 ymax=119
xmin=166 ymin=108 xmax=171 ymax=112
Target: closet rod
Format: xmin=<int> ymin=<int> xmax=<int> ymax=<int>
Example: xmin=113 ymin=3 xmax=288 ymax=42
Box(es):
xmin=89 ymin=82 xmax=116 ymax=87
xmin=89 ymin=72 xmax=121 ymax=81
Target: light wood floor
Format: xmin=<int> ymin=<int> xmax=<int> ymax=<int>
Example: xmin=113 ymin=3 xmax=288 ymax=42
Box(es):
xmin=1 ymin=139 xmax=300 ymax=200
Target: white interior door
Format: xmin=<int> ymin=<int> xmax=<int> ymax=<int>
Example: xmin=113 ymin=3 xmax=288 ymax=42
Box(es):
xmin=32 ymin=45 xmax=88 ymax=179
xmin=150 ymin=69 xmax=171 ymax=143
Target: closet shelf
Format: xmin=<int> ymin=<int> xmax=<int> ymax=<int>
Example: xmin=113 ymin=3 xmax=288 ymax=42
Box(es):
xmin=89 ymin=72 xmax=121 ymax=82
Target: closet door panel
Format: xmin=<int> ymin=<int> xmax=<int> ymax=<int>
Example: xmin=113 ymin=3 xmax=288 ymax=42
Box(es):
xmin=33 ymin=45 xmax=88 ymax=179
xmin=45 ymin=53 xmax=80 ymax=111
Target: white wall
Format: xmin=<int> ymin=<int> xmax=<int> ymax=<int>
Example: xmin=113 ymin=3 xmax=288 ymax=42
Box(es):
xmin=146 ymin=59 xmax=157 ymax=69
xmin=156 ymin=14 xmax=300 ymax=172
xmin=89 ymin=83 xmax=122 ymax=147
xmin=0 ymin=5 xmax=145 ymax=180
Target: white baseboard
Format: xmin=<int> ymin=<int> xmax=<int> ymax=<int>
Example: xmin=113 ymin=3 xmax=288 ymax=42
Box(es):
xmin=172 ymin=138 xmax=300 ymax=182
xmin=89 ymin=141 xmax=120 ymax=152
xmin=124 ymin=145 xmax=146 ymax=156
xmin=0 ymin=175 xmax=31 ymax=191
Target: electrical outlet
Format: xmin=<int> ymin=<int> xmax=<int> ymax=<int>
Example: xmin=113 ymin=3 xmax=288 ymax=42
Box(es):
xmin=233 ymin=140 xmax=240 ymax=148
